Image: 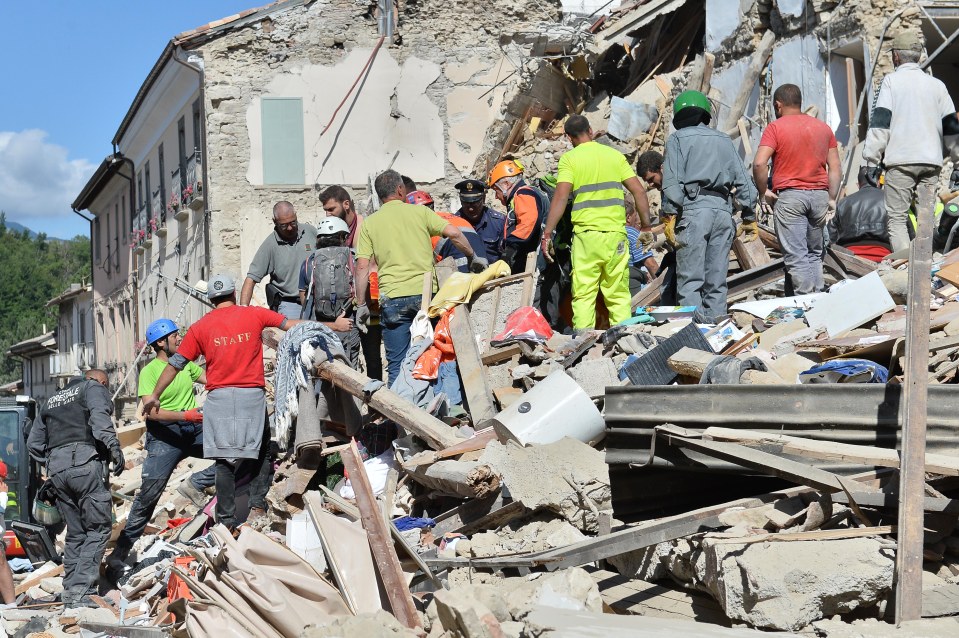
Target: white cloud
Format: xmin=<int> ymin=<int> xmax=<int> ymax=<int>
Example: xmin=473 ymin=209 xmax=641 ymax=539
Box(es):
xmin=0 ymin=130 xmax=96 ymax=224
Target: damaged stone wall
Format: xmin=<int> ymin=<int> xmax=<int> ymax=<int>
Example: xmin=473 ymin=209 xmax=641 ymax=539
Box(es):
xmin=197 ymin=0 xmax=564 ymax=284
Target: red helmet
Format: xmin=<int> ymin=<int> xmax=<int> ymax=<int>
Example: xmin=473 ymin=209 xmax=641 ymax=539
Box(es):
xmin=406 ymin=190 xmax=434 ymax=206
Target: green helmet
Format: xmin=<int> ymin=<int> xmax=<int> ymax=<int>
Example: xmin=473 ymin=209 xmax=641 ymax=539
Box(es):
xmin=673 ymin=90 xmax=711 ymax=115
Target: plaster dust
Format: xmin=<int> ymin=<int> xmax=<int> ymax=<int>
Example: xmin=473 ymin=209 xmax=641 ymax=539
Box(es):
xmin=468 ymin=279 xmax=527 ymax=350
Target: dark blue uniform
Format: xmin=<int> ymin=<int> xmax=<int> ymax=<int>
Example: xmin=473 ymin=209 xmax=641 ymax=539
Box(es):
xmin=457 ymin=206 xmax=507 ymax=263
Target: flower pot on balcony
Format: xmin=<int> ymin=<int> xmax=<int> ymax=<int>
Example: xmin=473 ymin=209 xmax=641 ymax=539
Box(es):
xmin=156 ymin=227 xmax=168 ymax=238
xmin=135 ymin=245 xmax=145 ymax=255
xmin=188 ymin=194 xmax=205 ymax=211
xmin=143 ymin=238 xmax=153 ymax=250
xmin=174 ymin=208 xmax=190 ymax=222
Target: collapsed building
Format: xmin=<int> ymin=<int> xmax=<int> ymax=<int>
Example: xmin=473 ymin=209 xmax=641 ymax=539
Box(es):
xmin=20 ymin=0 xmax=959 ymax=635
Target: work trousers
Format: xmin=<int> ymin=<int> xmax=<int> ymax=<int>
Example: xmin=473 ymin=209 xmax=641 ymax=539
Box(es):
xmin=214 ymin=425 xmax=274 ymax=530
xmin=885 ymin=164 xmax=941 ymax=253
xmin=534 ymin=250 xmax=572 ymax=332
xmin=116 ymin=423 xmax=216 ymax=550
xmin=380 ymin=294 xmax=421 ymax=385
xmin=51 ymin=459 xmax=112 ymax=600
xmin=276 ymin=301 xmax=303 ymax=321
xmin=331 ymin=325 xmax=362 ymax=370
xmin=360 ymin=323 xmax=383 ymax=381
xmin=675 ymin=208 xmax=735 ymax=323
xmin=570 ymin=230 xmax=630 ymax=330
xmin=773 ymin=189 xmax=829 ymax=295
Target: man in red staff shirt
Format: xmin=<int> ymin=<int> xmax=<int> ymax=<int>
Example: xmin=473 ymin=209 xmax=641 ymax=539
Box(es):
xmin=753 ymin=83 xmax=841 ymax=294
xmin=142 ymin=274 xmax=302 ymax=530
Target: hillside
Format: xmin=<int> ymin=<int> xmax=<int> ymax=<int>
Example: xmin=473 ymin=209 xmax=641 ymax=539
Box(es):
xmin=0 ymin=213 xmax=90 ymax=384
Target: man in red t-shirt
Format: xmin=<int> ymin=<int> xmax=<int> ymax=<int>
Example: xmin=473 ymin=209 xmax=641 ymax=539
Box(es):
xmin=753 ymin=84 xmax=841 ymax=294
xmin=143 ymin=274 xmax=302 ymax=530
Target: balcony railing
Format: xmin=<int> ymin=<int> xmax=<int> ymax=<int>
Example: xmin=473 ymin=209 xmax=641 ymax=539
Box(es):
xmin=151 ymin=188 xmax=164 ymax=226
xmin=77 ymin=342 xmax=95 ymax=369
xmin=169 ymin=168 xmax=185 ymax=219
xmin=184 ymin=150 xmax=203 ymax=209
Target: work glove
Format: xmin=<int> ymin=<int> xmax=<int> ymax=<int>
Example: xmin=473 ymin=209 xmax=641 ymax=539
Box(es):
xmin=950 ymin=169 xmax=959 ymax=192
xmin=110 ymin=446 xmax=125 ymax=477
xmin=355 ymin=303 xmax=370 ymax=335
xmin=663 ymin=215 xmax=678 ymax=248
xmin=541 ymin=234 xmax=556 ymax=264
xmin=638 ymin=230 xmax=655 ymax=253
xmin=468 ymin=255 xmax=489 ymax=274
xmin=736 ymin=219 xmax=758 ymax=242
xmin=183 ymin=408 xmax=203 ymax=423
xmin=864 ymin=166 xmax=883 ymax=188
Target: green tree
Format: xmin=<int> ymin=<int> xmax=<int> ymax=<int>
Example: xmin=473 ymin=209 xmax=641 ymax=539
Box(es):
xmin=0 ymin=213 xmax=91 ymax=384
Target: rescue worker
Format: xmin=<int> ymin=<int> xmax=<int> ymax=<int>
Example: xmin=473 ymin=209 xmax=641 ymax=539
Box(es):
xmin=541 ymin=115 xmax=653 ymax=330
xmin=406 ymin=190 xmax=488 ymax=272
xmin=454 ymin=179 xmax=507 ymax=263
xmin=661 ymin=90 xmax=757 ymax=323
xmin=862 ymin=30 xmax=959 ymax=253
xmin=488 ymin=159 xmax=550 ymax=273
xmin=28 ymin=369 xmax=124 ymax=607
xmin=110 ymin=319 xmax=216 ymax=571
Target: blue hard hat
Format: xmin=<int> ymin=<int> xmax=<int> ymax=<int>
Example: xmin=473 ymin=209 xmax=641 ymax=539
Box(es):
xmin=146 ymin=319 xmax=178 ymax=345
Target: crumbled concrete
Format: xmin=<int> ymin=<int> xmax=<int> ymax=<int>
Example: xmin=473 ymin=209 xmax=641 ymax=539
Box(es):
xmin=812 ymin=617 xmax=959 ymax=637
xmin=468 ymin=517 xmax=586 ymax=557
xmin=505 ymin=568 xmax=603 ymax=621
xmin=302 ymin=610 xmax=418 ymax=637
xmin=433 ymin=587 xmax=505 ymax=638
xmin=39 ymin=576 xmax=64 ymax=595
xmin=567 ymin=357 xmax=619 ymax=397
xmin=767 ymin=352 xmax=820 ymax=383
xmin=879 ymin=268 xmax=909 ymax=304
xmin=480 ymin=438 xmax=612 ymax=533
xmin=700 ymin=537 xmax=895 ymax=631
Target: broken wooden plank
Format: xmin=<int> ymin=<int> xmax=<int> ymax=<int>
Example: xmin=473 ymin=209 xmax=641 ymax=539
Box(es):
xmin=704 ymin=427 xmax=959 ymax=477
xmin=732 ymin=236 xmax=772 ymax=271
xmin=630 ymin=271 xmax=665 ymax=310
xmin=708 ymin=525 xmax=895 ymax=546
xmin=521 ymin=252 xmax=537 ymax=306
xmin=831 ymin=491 xmax=959 ymax=515
xmin=827 ymin=245 xmax=878 ymax=277
xmin=454 ymin=500 xmax=529 ymax=537
xmin=403 ymin=460 xmax=501 ymax=499
xmin=340 ymin=440 xmax=420 ymax=629
xmin=724 ymin=30 xmax=776 ymax=137
xmin=561 ymin=332 xmax=601 ymax=369
xmin=482 ymin=343 xmax=523 ymax=366
xmin=15 ymin=564 xmax=64 ymax=596
xmin=315 ymin=360 xmax=460 ymax=450
xmin=449 ymin=307 xmax=498 ymax=423
xmin=657 ymin=426 xmax=881 ymax=494
xmin=117 ymin=423 xmax=146 ymax=449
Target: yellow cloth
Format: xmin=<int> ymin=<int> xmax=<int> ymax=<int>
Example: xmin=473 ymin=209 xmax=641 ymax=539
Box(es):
xmin=427 ymin=261 xmax=512 ymax=317
xmin=356 ymin=200 xmax=448 ymax=298
xmin=557 ymin=141 xmax=636 ymax=232
xmin=571 ymin=231 xmax=630 ymax=330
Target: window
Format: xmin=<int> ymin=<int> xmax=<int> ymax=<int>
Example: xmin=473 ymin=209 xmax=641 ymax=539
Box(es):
xmin=145 ymin=161 xmax=151 ymax=216
xmin=158 ymin=144 xmax=166 ymax=211
xmin=137 ymin=172 xmax=144 ymax=210
xmin=261 ymin=97 xmax=305 ymax=185
xmin=114 ymin=203 xmax=119 ymax=262
xmin=178 ymin=116 xmax=187 ymax=178
xmin=94 ymin=218 xmax=101 ymax=261
xmin=192 ymin=99 xmax=202 ymax=152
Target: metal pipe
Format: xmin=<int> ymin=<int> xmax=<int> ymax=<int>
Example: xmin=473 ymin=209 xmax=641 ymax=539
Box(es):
xmin=921 ymin=24 xmax=959 ymax=69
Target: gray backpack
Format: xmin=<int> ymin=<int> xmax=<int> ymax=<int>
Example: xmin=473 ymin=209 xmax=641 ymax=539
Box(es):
xmin=310 ymin=246 xmax=355 ymax=321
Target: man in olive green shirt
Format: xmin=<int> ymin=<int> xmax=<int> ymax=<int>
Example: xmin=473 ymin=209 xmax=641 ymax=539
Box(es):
xmin=355 ymin=169 xmax=485 ymax=384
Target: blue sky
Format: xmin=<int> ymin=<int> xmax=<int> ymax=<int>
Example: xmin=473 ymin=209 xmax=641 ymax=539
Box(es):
xmin=0 ymin=1 xmax=257 ymax=239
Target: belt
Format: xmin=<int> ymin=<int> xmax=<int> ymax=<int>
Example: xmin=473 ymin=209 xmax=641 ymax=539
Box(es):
xmin=699 ymin=188 xmax=728 ymax=199
xmin=278 ymin=295 xmax=300 ymax=303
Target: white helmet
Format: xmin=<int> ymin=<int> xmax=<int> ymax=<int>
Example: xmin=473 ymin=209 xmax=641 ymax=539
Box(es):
xmin=317 ymin=216 xmax=350 ymax=236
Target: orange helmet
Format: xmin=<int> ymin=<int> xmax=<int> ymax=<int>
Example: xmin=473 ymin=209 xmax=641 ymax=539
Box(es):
xmin=488 ymin=159 xmax=524 ymax=187
xmin=406 ymin=190 xmax=434 ymax=206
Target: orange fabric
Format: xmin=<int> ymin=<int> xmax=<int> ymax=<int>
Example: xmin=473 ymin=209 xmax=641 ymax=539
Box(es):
xmin=431 ymin=212 xmax=473 ymax=258
xmin=413 ymin=308 xmax=456 ymax=380
xmin=509 ymin=191 xmax=540 ymax=242
xmin=168 ymin=556 xmax=197 ymax=602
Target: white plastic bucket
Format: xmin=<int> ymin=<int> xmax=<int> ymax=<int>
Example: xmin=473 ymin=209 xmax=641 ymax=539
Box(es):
xmin=490 ymin=370 xmax=605 ymax=446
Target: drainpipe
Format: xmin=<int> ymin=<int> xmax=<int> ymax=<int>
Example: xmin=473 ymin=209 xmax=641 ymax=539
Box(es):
xmin=109 ymin=150 xmax=139 ymax=344
xmin=173 ymin=47 xmax=212 ymax=276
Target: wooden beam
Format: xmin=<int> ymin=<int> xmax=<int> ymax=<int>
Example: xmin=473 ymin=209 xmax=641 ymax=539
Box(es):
xmin=340 ymin=440 xmax=420 ymax=629
xmin=630 ymin=271 xmax=665 ymax=310
xmin=701 ymin=52 xmax=715 ymax=94
xmin=481 ymin=343 xmax=523 ymax=366
xmin=521 ymin=252 xmax=537 ymax=306
xmin=724 ymin=31 xmax=776 ymax=138
xmin=709 ymin=526 xmax=894 ymax=546
xmin=732 ymin=236 xmax=772 ymax=271
xmin=704 ymin=427 xmax=959 ymax=477
xmin=896 ymin=182 xmax=936 ymax=623
xmin=15 ymin=564 xmax=64 ymax=596
xmin=454 ymin=500 xmax=529 ymax=537
xmin=657 ymin=426 xmax=880 ymax=494
xmin=315 ymin=360 xmax=460 ymax=450
xmin=449 ymin=307 xmax=497 ymax=423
